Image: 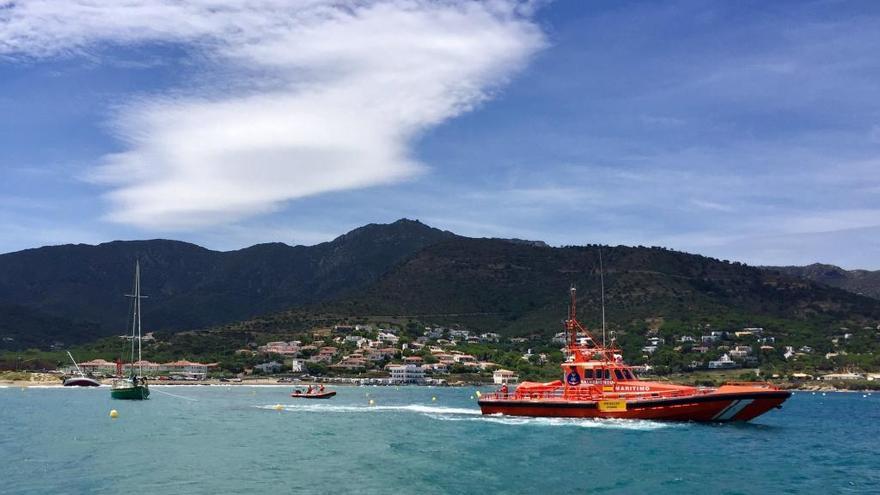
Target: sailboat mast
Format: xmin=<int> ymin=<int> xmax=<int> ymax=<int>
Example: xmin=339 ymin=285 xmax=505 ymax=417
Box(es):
xmin=129 ymin=263 xmax=138 ymax=375
xmin=136 ymin=260 xmax=143 ymax=376
xmin=67 ymin=351 xmax=84 ymax=377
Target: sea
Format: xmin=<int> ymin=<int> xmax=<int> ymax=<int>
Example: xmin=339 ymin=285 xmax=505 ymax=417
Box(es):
xmin=0 ymin=385 xmax=877 ymax=494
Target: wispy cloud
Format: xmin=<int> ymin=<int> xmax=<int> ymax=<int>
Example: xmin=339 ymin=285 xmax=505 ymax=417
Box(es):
xmin=0 ymin=0 xmax=545 ymax=229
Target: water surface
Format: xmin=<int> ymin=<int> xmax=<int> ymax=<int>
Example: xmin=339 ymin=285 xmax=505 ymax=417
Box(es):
xmin=1 ymin=386 xmax=876 ymax=494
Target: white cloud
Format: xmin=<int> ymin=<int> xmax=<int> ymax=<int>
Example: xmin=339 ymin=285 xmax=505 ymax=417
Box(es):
xmin=0 ymin=0 xmax=545 ymax=229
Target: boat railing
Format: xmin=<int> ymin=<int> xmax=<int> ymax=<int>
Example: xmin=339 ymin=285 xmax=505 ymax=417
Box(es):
xmin=483 ymin=385 xmax=707 ymax=402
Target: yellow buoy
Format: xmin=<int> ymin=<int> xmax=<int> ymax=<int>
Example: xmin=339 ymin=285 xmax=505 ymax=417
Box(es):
xmin=369 ymin=399 xmax=375 ymax=405
xmin=109 ymin=409 xmax=119 ymax=419
xmin=273 ymin=404 xmax=283 ymax=411
xmin=432 ymin=396 xmax=436 ymax=401
xmin=475 ymin=390 xmax=482 ymax=398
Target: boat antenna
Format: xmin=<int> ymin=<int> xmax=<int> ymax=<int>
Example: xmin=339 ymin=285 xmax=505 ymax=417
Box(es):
xmin=568 ymin=285 xmax=577 ymax=350
xmin=599 ymin=248 xmax=607 ymax=348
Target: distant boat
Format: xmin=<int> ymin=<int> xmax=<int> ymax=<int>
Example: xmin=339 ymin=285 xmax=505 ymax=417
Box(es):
xmin=110 ymin=261 xmax=150 ymax=400
xmin=291 ymin=387 xmax=336 ymax=399
xmin=62 ymin=351 xmax=101 ymax=387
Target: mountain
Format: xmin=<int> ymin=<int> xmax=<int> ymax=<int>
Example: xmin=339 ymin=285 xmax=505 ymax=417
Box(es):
xmin=765 ymin=264 xmax=880 ymax=300
xmin=0 ymin=304 xmax=102 ymax=351
xmin=335 ymin=239 xmax=880 ymax=339
xmin=3 ymin=219 xmax=880 ymax=352
xmin=0 ymin=219 xmax=454 ymax=348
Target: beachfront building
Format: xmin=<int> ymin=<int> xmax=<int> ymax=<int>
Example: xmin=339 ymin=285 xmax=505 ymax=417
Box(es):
xmin=163 ymin=360 xmax=215 ymax=379
xmin=388 ymin=364 xmax=425 ymax=384
xmin=123 ymin=360 xmax=162 ymax=375
xmin=254 ymin=361 xmax=283 ymax=374
xmin=820 ymin=372 xmax=863 ymax=381
xmin=493 ymin=369 xmax=518 ymax=385
xmin=78 ymin=359 xmax=117 ymax=374
xmin=291 ymin=359 xmax=305 ymax=373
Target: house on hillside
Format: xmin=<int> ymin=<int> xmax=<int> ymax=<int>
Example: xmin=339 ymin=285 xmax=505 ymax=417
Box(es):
xmin=708 ymin=354 xmax=738 ymax=369
xmin=255 ymin=361 xmax=283 ymax=374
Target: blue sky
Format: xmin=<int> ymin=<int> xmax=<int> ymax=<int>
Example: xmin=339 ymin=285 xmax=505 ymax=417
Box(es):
xmin=1 ymin=0 xmax=879 ymax=268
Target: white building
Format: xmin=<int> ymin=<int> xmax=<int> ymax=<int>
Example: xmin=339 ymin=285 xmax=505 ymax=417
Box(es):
xmin=291 ymin=359 xmax=305 ymax=373
xmin=708 ymin=354 xmax=738 ymax=369
xmin=255 ymin=361 xmax=283 ymax=374
xmin=377 ymin=332 xmax=400 ymax=345
xmin=388 ymin=364 xmax=425 ymax=384
xmin=493 ymin=369 xmax=519 ymax=385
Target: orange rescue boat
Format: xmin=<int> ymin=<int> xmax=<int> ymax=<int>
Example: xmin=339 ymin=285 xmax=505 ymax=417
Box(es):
xmin=479 ymin=288 xmax=791 ymax=422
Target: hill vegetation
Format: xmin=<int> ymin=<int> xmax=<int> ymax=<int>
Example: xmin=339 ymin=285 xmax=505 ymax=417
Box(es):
xmin=766 ymin=263 xmax=880 ymax=300
xmin=1 ymin=219 xmax=879 ymax=372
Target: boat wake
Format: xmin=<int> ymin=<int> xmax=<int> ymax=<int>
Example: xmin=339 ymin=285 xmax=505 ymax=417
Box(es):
xmin=257 ymin=403 xmax=481 ymax=416
xmin=428 ymin=413 xmax=678 ymax=431
xmin=256 ymin=403 xmax=675 ymax=430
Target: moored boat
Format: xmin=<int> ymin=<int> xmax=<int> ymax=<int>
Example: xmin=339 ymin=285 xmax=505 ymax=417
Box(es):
xmin=111 ymin=261 xmax=150 ymax=401
xmin=63 ymin=376 xmax=101 ymax=387
xmin=62 ymin=351 xmax=101 ymax=387
xmin=478 ymin=287 xmax=791 ymax=422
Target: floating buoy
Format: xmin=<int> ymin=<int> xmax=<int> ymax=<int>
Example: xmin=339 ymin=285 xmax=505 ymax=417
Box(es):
xmin=273 ymin=404 xmax=283 ymax=411
xmin=470 ymin=396 xmax=474 ymax=400
xmin=432 ymin=396 xmax=436 ymax=402
xmin=109 ymin=409 xmax=119 ymax=419
xmin=821 ymin=393 xmax=827 ymax=396
xmin=475 ymin=390 xmax=482 ymax=398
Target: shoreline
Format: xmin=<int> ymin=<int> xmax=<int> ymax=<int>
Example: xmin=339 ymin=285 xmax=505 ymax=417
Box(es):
xmin=2 ymin=377 xmax=878 ymax=392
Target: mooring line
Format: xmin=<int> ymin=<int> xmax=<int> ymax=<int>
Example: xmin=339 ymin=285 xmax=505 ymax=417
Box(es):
xmin=152 ymin=388 xmax=199 ymax=401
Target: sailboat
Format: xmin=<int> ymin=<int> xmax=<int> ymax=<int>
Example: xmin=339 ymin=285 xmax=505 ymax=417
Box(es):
xmin=62 ymin=351 xmax=101 ymax=387
xmin=110 ymin=261 xmax=150 ymax=400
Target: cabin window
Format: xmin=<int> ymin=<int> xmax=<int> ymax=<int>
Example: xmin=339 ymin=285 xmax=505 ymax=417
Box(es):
xmin=623 ymin=369 xmax=635 ymax=380
xmin=604 ymin=369 xmax=611 ymax=380
xmin=614 ymin=369 xmax=624 ymax=381
xmin=584 ymin=369 xmax=594 ymax=379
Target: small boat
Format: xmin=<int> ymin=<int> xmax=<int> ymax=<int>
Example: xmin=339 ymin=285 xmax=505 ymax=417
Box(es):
xmin=479 ymin=287 xmax=791 ymax=422
xmin=63 ymin=351 xmax=101 ymax=387
xmin=290 ymin=389 xmax=336 ymax=399
xmin=111 ymin=261 xmax=150 ymax=400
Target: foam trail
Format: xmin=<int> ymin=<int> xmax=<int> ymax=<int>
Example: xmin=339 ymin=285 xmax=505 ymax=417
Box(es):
xmin=257 ymin=403 xmax=481 ymax=416
xmin=427 ymin=414 xmax=678 ymax=431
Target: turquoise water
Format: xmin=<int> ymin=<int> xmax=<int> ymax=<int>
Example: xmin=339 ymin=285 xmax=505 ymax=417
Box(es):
xmin=1 ymin=386 xmax=877 ymax=494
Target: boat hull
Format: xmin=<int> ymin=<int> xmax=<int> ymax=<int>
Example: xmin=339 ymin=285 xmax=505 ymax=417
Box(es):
xmin=63 ymin=377 xmax=101 ymax=387
xmin=110 ymin=384 xmax=150 ymax=400
xmin=290 ymin=391 xmax=336 ymax=399
xmin=478 ymin=390 xmax=791 ymax=422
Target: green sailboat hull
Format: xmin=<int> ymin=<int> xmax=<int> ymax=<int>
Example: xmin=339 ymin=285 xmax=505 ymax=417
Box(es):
xmin=111 ymin=385 xmax=150 ymax=400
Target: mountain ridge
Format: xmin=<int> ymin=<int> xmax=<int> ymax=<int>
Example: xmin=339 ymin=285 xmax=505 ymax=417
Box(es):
xmin=1 ymin=219 xmax=879 ymax=353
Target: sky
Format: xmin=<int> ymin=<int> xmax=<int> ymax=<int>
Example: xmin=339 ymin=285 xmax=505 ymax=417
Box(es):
xmin=1 ymin=0 xmax=879 ymax=269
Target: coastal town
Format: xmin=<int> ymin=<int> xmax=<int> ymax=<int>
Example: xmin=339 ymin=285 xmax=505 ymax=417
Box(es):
xmin=7 ymin=319 xmax=877 ymax=390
